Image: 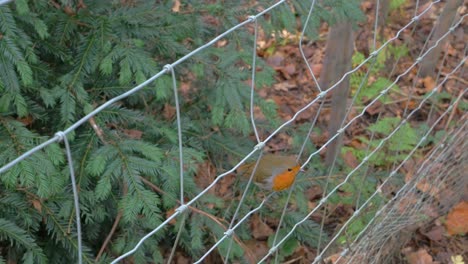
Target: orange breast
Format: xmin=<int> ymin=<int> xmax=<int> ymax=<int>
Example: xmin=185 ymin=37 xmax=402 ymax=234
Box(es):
xmin=272 ymin=165 xmax=302 ymax=191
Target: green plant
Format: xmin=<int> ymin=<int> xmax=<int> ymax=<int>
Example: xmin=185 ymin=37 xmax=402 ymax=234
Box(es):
xmin=0 ymin=0 xmax=366 ymax=262
xmin=350 ymin=44 xmax=408 ymax=106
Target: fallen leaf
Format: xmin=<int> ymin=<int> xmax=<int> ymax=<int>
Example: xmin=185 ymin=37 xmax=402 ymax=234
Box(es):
xmin=216 ymin=173 xmax=235 ymax=198
xmin=266 ymin=53 xmax=285 ymax=67
xmin=252 ymin=106 xmax=266 ymax=122
xmin=422 ymin=76 xmax=436 ymax=92
xmin=250 ymin=214 xmax=273 ymax=240
xmin=31 ymin=200 xmax=42 ymax=213
xmin=451 ymin=255 xmax=465 ymax=264
xmin=446 ymin=44 xmax=457 ymax=56
xmin=163 ymin=103 xmax=176 ymax=120
xmin=278 ymin=64 xmax=296 ymax=79
xmin=312 ymin=64 xmax=322 ymax=76
xmin=195 ymin=161 xmax=216 ymax=194
xmin=175 ymin=253 xmax=190 ymax=264
xmin=396 ymin=193 xmax=419 ymax=214
xmin=402 ymin=99 xmax=418 ymax=111
xmin=361 ymin=1 xmax=373 ymax=11
xmin=445 ymin=201 xmax=468 ymax=236
xmin=202 ymin=15 xmax=220 ymax=27
xmin=405 ymin=248 xmax=436 ymax=264
xmin=422 ymin=225 xmax=444 ymax=241
xmin=19 ymin=115 xmax=33 ymax=126
xmin=325 ymin=252 xmax=357 ymax=263
xmin=122 ymin=129 xmax=143 ymax=139
xmin=349 ymin=139 xmax=364 ymax=149
xmin=171 ymin=0 xmax=181 ymax=12
xmin=215 ymin=39 xmax=228 ymax=48
xmin=417 ymin=2 xmax=436 ymax=19
xmin=244 ymin=239 xmax=268 ymax=263
xmin=365 ymin=100 xmax=384 ymax=115
xmin=166 ymin=207 xmax=177 ymax=225
xmin=343 ymin=150 xmax=359 ymax=168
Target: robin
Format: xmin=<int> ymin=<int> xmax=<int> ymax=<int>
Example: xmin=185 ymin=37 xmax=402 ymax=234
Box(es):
xmin=238 ymin=154 xmax=302 ymax=191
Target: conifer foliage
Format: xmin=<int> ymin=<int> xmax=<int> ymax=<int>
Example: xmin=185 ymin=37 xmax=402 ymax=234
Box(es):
xmin=0 ymin=0 xmax=360 ymax=262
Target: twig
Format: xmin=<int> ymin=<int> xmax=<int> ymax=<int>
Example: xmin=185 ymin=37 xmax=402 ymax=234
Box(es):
xmin=283 ymin=256 xmax=304 ymax=264
xmin=96 ymin=183 xmax=127 ymax=262
xmin=65 ymin=117 xmax=109 ymax=234
xmin=88 ymin=117 xmax=124 ymax=261
xmin=49 ymin=0 xmax=61 ymax=9
xmin=440 ymin=72 xmax=468 ymax=86
xmin=86 ymin=101 xmax=254 ymax=261
xmin=139 ymin=176 xmax=257 ymax=263
xmin=88 ymin=117 xmax=108 ymax=144
xmin=96 ymin=212 xmax=123 ymax=261
xmin=444 ymin=89 xmax=464 ymax=131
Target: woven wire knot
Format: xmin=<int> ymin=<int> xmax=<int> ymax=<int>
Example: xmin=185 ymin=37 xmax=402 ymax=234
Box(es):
xmin=224 ymin=229 xmax=234 ymax=237
xmin=163 ymin=64 xmax=173 ymax=73
xmin=268 ymin=245 xmax=278 ymax=255
xmin=254 ymin=142 xmax=265 ymax=150
xmin=176 ymin=204 xmax=189 ymax=213
xmin=55 ymin=131 xmax=66 ymax=142
xmin=248 ymin=15 xmax=256 ymax=22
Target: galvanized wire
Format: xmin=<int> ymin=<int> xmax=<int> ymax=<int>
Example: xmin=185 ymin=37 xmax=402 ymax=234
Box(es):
xmin=1 ymin=0 xmax=465 ymax=263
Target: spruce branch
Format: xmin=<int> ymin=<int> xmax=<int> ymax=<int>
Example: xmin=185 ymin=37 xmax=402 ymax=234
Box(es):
xmin=95 ymin=183 xmax=127 ymax=262
xmin=87 ymin=116 xmax=126 ymax=261
xmin=139 ymin=176 xmax=256 ymax=263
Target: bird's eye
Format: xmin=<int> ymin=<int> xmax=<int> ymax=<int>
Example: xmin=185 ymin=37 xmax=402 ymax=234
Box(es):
xmin=287 ymin=168 xmax=292 ymax=172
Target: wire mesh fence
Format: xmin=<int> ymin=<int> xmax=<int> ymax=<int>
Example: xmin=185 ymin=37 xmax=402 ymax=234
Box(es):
xmin=0 ymin=0 xmax=466 ymax=263
xmin=335 ymin=117 xmax=467 ymax=264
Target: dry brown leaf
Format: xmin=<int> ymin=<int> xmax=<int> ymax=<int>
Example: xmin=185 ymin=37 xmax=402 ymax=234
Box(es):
xmin=445 ymin=201 xmax=468 ymax=236
xmin=166 ymin=207 xmax=177 ymax=225
xmin=422 ymin=76 xmax=436 ymax=92
xmin=349 ymin=139 xmax=364 ymax=149
xmin=19 ymin=115 xmax=33 ymax=126
xmin=343 ymin=150 xmax=359 ymax=168
xmin=273 ymin=82 xmax=295 ymax=92
xmin=324 ymin=252 xmax=351 ymax=264
xmin=175 ymin=253 xmax=190 ymax=264
xmin=446 ymin=44 xmax=457 ymax=56
xmin=252 ymin=106 xmax=266 ymax=122
xmin=401 ymin=99 xmax=418 ymax=111
xmin=416 ymin=179 xmax=433 ymax=193
xmin=404 ymin=248 xmax=437 ymax=264
xmin=278 ymin=64 xmax=296 ymax=79
xmin=171 ymin=0 xmax=181 ymax=12
xmin=216 ymin=174 xmax=235 ymax=198
xmin=31 ymin=200 xmax=42 ymax=213
xmin=215 ymin=39 xmax=228 ymax=48
xmin=179 ymin=82 xmax=191 ymax=97
xmin=417 ymin=2 xmax=436 ymax=19
xmin=361 ymin=1 xmax=373 ymax=11
xmin=266 ymin=53 xmax=285 ymax=67
xmin=422 ymin=225 xmax=444 ymax=241
xmin=243 ymin=240 xmax=268 ymax=263
xmin=163 ymin=103 xmax=176 ymax=120
xmin=250 ymin=214 xmax=273 ymax=240
xmin=311 ymin=64 xmax=322 ymax=76
xmin=396 ymin=194 xmax=419 ymax=214
xmin=122 ymin=129 xmax=143 ymax=139
xmin=365 ymin=100 xmax=384 ymax=115
xmin=195 ymin=161 xmax=216 ymax=194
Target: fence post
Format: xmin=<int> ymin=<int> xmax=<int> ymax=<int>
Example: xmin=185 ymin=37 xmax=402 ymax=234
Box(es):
xmin=419 ymin=0 xmax=464 ymax=77
xmin=319 ymin=22 xmax=355 ymax=166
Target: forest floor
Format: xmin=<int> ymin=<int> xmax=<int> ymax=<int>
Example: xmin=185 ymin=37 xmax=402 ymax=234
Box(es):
xmin=241 ymin=1 xmax=467 ymax=263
